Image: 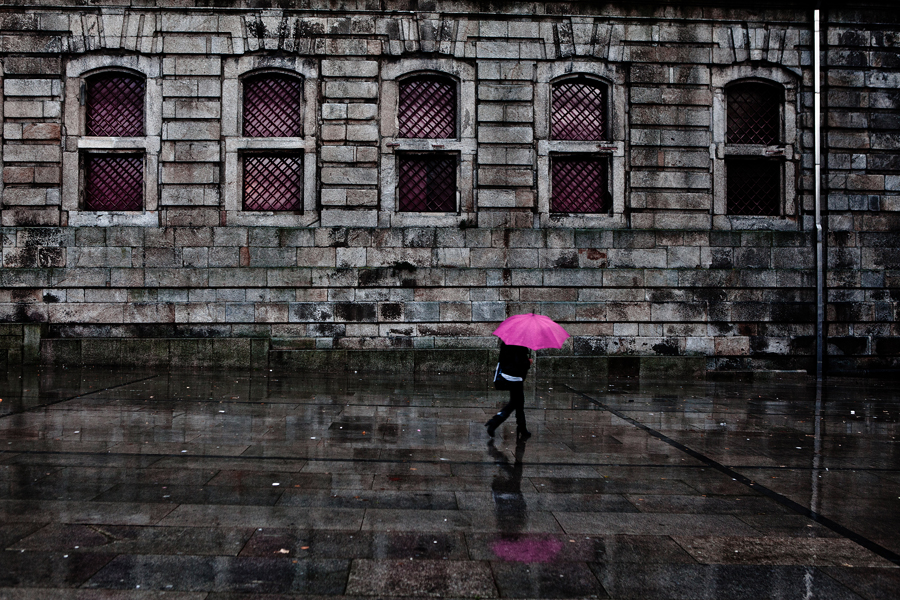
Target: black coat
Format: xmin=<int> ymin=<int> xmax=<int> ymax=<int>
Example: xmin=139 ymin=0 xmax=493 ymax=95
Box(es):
xmin=498 ymin=343 xmax=531 ymax=379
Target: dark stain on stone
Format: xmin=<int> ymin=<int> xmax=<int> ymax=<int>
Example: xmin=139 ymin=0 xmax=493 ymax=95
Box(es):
xmin=652 ymin=341 xmax=679 ymax=356
xmin=335 ymin=303 xmax=377 ymax=322
xmin=553 ymin=253 xmax=579 ymax=269
xmin=874 ymin=337 xmax=900 ymax=356
xmin=830 ymin=337 xmax=869 ymax=356
xmin=380 ymin=303 xmax=402 ymax=321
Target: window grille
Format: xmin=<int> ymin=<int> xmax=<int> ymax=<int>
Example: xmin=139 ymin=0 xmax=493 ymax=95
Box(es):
xmin=726 ymin=159 xmax=780 ymax=216
xmin=83 ymin=154 xmax=143 ymax=211
xmin=727 ymin=82 xmax=780 ymax=145
xmin=243 ymin=74 xmax=304 ymax=138
xmin=398 ymin=154 xmax=456 ymax=212
xmin=398 ymin=76 xmax=456 ymax=139
xmin=551 ymin=80 xmax=607 ymax=141
xmin=85 ymin=73 xmax=145 ymax=137
xmin=551 ymin=156 xmax=609 ymax=214
xmin=243 ymin=154 xmax=303 ymax=211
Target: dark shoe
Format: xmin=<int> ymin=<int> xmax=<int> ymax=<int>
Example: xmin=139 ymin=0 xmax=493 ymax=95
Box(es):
xmin=516 ymin=428 xmax=531 ymax=441
xmin=485 ymin=416 xmax=501 ymax=437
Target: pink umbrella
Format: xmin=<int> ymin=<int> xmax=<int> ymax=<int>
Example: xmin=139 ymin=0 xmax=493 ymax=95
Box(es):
xmin=492 ymin=313 xmax=570 ymax=350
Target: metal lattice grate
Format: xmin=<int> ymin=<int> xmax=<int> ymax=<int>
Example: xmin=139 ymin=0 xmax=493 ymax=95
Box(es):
xmin=243 ymin=154 xmax=303 ymax=211
xmin=551 ymin=156 xmax=609 ymax=213
xmin=243 ymin=75 xmax=304 ymax=138
xmin=726 ymin=159 xmax=780 ymax=216
xmin=551 ymin=80 xmax=607 ymax=141
xmin=84 ymin=154 xmax=143 ymax=211
xmin=86 ymin=74 xmax=145 ymax=137
xmin=398 ymin=76 xmax=456 ymax=139
xmin=398 ymin=154 xmax=456 ymax=212
xmin=727 ymin=82 xmax=780 ymax=145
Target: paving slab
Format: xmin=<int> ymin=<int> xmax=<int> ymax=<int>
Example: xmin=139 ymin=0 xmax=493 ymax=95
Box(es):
xmin=0 ymin=366 xmax=897 ymax=599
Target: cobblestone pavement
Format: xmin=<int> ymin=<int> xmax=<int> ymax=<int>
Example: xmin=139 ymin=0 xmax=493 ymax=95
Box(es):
xmin=0 ymin=366 xmax=898 ymax=599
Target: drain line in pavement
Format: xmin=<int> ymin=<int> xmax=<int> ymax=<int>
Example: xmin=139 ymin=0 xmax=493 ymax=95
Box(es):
xmin=0 ymin=374 xmax=160 ymax=420
xmin=566 ymin=385 xmax=900 ymax=567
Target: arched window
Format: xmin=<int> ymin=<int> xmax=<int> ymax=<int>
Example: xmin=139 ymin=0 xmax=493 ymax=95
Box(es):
xmin=240 ymin=73 xmax=304 ymax=211
xmin=243 ymin=73 xmax=304 ymax=138
xmin=396 ymin=74 xmax=457 ymax=212
xmin=549 ymin=77 xmax=610 ymax=214
xmin=551 ymin=79 xmax=608 ymax=141
xmin=82 ymin=72 xmax=146 ymax=211
xmin=85 ymin=73 xmax=145 ymax=137
xmin=726 ymin=81 xmax=780 ymax=145
xmin=398 ymin=75 xmax=456 ymax=139
xmin=725 ymin=81 xmax=784 ymax=216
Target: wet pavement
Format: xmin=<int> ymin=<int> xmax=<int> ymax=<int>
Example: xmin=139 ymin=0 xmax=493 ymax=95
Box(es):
xmin=0 ymin=366 xmax=898 ymax=599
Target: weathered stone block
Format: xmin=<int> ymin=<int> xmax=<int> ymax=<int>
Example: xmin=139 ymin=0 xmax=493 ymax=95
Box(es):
xmin=477 ymin=167 xmax=533 ymax=187
xmin=164 ymin=121 xmax=220 ymax=141
xmin=3 ymin=144 xmax=61 ymax=163
xmin=478 ymin=84 xmax=533 ymax=102
xmin=608 ymin=249 xmax=666 ymax=269
xmin=324 ymin=81 xmax=378 ymax=99
xmin=471 ymin=301 xmax=505 ymax=322
xmin=208 ymin=267 xmax=267 ymax=287
xmin=321 ymin=167 xmax=378 ymax=186
xmin=3 ymin=188 xmax=53 ymax=206
xmin=322 ymin=60 xmax=378 ymax=77
xmin=478 ymin=126 xmax=533 ymax=144
xmin=773 ymin=247 xmax=815 ymax=269
xmin=733 ymin=247 xmax=771 ymax=269
xmin=22 ymin=123 xmax=61 ymax=140
xmin=167 ymin=57 xmax=221 ymax=76
xmin=347 ymin=124 xmax=378 ymax=141
xmin=297 ymin=247 xmax=336 ymax=268
xmin=4 ymin=79 xmax=57 ymax=97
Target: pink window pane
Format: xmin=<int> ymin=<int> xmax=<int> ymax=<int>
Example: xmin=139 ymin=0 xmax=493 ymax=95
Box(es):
xmin=551 ymin=156 xmax=609 ymax=214
xmin=726 ymin=158 xmax=780 ymax=216
xmin=84 ymin=154 xmax=143 ymax=211
xmin=86 ymin=74 xmax=144 ymax=137
xmin=243 ymin=154 xmax=303 ymax=211
xmin=552 ymin=81 xmax=607 ymax=141
xmin=243 ymin=75 xmax=304 ymax=137
xmin=398 ymin=154 xmax=456 ymax=212
xmin=727 ymin=82 xmax=780 ymax=145
xmin=398 ymin=76 xmax=456 ymax=139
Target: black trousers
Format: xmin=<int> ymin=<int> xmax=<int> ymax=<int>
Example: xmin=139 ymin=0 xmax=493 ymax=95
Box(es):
xmin=493 ymin=381 xmax=526 ymax=430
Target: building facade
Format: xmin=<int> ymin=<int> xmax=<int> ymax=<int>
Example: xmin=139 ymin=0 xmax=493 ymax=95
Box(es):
xmin=0 ymin=1 xmax=898 ymax=376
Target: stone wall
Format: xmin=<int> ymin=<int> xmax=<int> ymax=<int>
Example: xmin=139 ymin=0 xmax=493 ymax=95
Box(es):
xmin=821 ymin=11 xmax=900 ymax=374
xmin=0 ymin=1 xmax=897 ymax=375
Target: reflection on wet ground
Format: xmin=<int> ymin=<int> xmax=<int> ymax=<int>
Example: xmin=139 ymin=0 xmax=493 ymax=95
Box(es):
xmin=0 ymin=366 xmax=897 ymax=598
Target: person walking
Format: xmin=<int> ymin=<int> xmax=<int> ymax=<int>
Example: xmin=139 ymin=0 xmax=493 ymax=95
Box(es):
xmin=487 ymin=313 xmax=570 ymax=441
xmin=486 ymin=342 xmax=532 ymax=440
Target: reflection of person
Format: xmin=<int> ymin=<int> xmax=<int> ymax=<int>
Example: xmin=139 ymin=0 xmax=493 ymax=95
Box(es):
xmin=488 ymin=438 xmax=528 ymax=535
xmin=486 ymin=342 xmax=532 ymax=439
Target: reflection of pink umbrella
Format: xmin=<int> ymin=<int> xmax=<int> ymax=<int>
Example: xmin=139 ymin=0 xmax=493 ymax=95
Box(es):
xmin=492 ymin=536 xmax=564 ymax=563
xmin=493 ymin=313 xmax=570 ymax=350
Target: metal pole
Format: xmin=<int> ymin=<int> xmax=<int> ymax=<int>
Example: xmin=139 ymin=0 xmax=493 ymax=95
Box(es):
xmin=814 ymin=8 xmax=825 ymax=380
xmin=805 ymin=380 xmax=824 ymax=598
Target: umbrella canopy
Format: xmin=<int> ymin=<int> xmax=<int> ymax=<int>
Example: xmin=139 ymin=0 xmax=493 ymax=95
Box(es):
xmin=492 ymin=313 xmax=570 ymax=350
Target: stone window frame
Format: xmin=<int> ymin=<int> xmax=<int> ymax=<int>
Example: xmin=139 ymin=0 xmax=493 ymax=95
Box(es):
xmin=0 ymin=60 xmax=5 ymax=224
xmin=712 ymin=64 xmax=800 ymax=229
xmin=222 ymin=56 xmax=318 ymax=226
xmin=63 ymin=55 xmax=161 ymax=226
xmin=380 ymin=58 xmax=476 ymax=228
xmin=535 ymin=61 xmax=627 ymax=228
